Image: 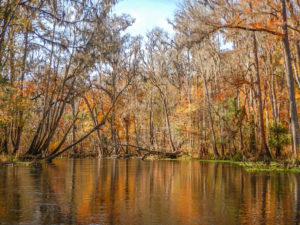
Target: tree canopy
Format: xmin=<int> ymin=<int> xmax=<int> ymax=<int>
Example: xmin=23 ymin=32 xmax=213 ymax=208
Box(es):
xmin=0 ymin=0 xmax=300 ymax=162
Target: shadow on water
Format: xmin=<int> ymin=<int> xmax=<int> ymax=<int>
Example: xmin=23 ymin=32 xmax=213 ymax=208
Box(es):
xmin=0 ymin=159 xmax=299 ymax=225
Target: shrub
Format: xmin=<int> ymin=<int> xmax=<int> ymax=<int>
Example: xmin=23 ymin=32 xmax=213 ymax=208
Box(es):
xmin=232 ymin=152 xmax=242 ymax=161
xmin=268 ymin=121 xmax=290 ymax=157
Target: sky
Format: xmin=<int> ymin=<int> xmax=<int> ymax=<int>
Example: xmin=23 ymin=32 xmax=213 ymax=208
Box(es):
xmin=113 ymin=0 xmax=181 ymax=37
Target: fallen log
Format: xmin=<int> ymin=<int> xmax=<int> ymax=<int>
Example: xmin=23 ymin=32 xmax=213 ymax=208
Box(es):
xmin=119 ymin=144 xmax=182 ymax=159
xmin=110 ymin=154 xmax=138 ymax=159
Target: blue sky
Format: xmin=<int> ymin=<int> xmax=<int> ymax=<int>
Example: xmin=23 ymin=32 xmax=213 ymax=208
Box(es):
xmin=113 ymin=0 xmax=181 ymax=37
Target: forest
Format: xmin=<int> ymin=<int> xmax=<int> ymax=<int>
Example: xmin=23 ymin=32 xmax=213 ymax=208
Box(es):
xmin=0 ymin=0 xmax=300 ymax=163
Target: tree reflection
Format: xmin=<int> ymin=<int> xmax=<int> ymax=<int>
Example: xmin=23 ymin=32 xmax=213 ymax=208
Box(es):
xmin=0 ymin=160 xmax=299 ymax=225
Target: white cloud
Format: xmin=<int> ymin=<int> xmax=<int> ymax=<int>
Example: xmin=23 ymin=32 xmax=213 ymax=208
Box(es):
xmin=113 ymin=0 xmax=179 ymax=37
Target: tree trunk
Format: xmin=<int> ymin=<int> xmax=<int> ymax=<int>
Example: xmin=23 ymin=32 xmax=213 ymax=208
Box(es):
xmin=153 ymin=83 xmax=176 ymax=153
xmin=149 ymin=95 xmax=154 ymax=146
xmin=111 ymin=72 xmax=117 ymax=155
xmin=124 ymin=118 xmax=129 ymax=154
xmin=161 ymin=96 xmax=176 ymax=153
xmin=71 ymin=99 xmax=77 ymax=156
xmin=294 ymin=40 xmax=300 ymax=89
xmin=281 ymin=0 xmax=300 ymax=159
xmin=83 ymin=97 xmax=103 ymax=157
xmin=0 ymin=128 xmax=8 ymax=154
xmin=252 ymin=32 xmax=272 ymax=159
xmin=203 ymin=74 xmax=219 ymax=159
xmin=296 ymin=40 xmax=300 ymax=72
xmin=12 ymin=27 xmax=29 ymax=155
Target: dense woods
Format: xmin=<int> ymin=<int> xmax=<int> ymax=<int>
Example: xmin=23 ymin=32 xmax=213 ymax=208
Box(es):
xmin=0 ymin=0 xmax=300 ymax=162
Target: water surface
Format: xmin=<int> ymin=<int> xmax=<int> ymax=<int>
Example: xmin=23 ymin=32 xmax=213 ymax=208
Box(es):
xmin=0 ymin=159 xmax=299 ymax=224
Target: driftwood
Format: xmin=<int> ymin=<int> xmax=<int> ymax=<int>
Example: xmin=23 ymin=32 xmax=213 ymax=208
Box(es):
xmin=110 ymin=153 xmax=138 ymax=159
xmin=119 ymin=144 xmax=182 ymax=160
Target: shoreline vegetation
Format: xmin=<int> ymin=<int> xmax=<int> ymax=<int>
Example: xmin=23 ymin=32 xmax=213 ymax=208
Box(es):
xmin=1 ymin=154 xmax=300 ymax=173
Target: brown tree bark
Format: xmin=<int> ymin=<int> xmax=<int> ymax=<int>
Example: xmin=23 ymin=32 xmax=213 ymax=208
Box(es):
xmin=149 ymin=94 xmax=154 ymax=146
xmin=162 ymin=96 xmax=176 ymax=153
xmin=153 ymin=83 xmax=176 ymax=153
xmin=203 ymin=74 xmax=219 ymax=159
xmin=124 ymin=118 xmax=129 ymax=154
xmin=281 ymin=0 xmax=300 ymax=159
xmin=252 ymin=32 xmax=272 ymax=159
xmin=83 ymin=96 xmax=103 ymax=157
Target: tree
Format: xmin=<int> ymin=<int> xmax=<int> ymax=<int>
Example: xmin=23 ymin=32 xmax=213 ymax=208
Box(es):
xmin=172 ymin=0 xmax=299 ymax=159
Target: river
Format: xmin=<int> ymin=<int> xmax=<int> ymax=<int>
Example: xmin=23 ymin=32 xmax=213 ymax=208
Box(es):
xmin=0 ymin=159 xmax=299 ymax=224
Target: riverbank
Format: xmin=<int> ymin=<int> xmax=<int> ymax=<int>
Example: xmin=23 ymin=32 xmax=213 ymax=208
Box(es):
xmin=0 ymin=155 xmax=32 ymax=166
xmin=1 ymin=154 xmax=300 ymax=173
xmin=146 ymin=156 xmax=300 ymax=173
xmin=233 ymin=161 xmax=300 ymax=173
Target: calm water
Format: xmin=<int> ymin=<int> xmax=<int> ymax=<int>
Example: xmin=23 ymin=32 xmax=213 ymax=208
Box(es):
xmin=0 ymin=159 xmax=299 ymax=225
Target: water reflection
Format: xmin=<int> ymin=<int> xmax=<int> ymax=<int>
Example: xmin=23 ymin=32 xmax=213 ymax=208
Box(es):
xmin=0 ymin=159 xmax=299 ymax=225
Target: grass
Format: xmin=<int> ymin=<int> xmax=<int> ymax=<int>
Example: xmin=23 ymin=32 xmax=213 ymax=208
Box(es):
xmin=200 ymin=160 xmax=300 ymax=173
xmin=0 ymin=160 xmax=32 ymax=166
xmin=0 ymin=155 xmax=32 ymax=166
xmin=155 ymin=157 xmax=300 ymax=173
xmin=235 ymin=161 xmax=300 ymax=173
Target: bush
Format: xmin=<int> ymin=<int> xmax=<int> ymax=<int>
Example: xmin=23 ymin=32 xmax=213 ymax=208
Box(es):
xmin=268 ymin=121 xmax=290 ymax=157
xmin=232 ymin=152 xmax=242 ymax=161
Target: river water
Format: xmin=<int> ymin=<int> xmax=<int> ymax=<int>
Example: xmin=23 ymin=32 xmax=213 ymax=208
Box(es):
xmin=0 ymin=159 xmax=299 ymax=225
